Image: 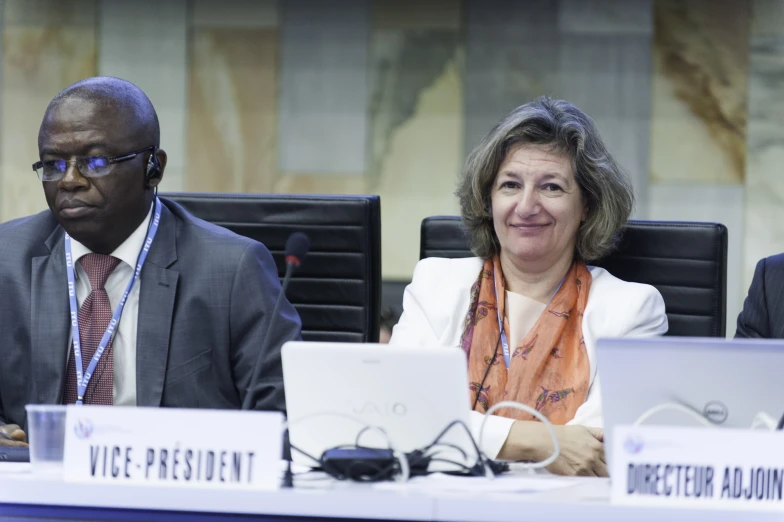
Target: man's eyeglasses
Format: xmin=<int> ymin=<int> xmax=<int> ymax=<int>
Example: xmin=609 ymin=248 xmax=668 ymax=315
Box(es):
xmin=32 ymin=146 xmax=155 ymax=182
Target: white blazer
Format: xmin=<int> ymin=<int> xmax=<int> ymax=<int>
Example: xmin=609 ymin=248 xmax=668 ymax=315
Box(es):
xmin=389 ymin=257 xmax=668 ymax=458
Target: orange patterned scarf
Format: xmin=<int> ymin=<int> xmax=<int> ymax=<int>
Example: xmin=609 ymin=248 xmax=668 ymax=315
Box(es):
xmin=461 ymin=256 xmax=592 ymax=424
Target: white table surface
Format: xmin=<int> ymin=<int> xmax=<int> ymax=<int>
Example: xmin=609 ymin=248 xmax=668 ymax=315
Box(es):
xmin=0 ymin=464 xmax=780 ymax=521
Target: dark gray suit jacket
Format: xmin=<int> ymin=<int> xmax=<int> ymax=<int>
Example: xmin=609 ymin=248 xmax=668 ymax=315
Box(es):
xmin=736 ymin=254 xmax=784 ymax=338
xmin=0 ymin=198 xmax=301 ymax=428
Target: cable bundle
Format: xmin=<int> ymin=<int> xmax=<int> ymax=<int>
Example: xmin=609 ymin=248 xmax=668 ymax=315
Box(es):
xmin=285 ymin=401 xmax=561 ymax=485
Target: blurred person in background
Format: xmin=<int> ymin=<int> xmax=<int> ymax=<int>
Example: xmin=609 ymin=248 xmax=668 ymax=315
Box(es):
xmin=736 ymin=254 xmax=784 ymax=338
xmin=379 ymin=307 xmax=401 ymax=344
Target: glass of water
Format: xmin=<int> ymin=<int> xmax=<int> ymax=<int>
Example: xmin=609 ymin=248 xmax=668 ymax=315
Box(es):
xmin=25 ymin=404 xmax=67 ymax=475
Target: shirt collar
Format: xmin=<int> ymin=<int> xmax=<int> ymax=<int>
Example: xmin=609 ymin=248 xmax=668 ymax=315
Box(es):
xmin=70 ymin=203 xmax=154 ymax=269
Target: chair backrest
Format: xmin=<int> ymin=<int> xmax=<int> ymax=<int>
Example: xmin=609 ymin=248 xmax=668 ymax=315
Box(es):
xmin=164 ymin=192 xmax=381 ymax=343
xmin=420 ymin=216 xmax=728 ymax=337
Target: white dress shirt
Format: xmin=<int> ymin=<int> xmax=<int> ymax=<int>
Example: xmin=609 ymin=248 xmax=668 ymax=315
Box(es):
xmin=68 ymin=205 xmax=153 ymax=406
xmin=389 ymin=257 xmax=668 ymax=459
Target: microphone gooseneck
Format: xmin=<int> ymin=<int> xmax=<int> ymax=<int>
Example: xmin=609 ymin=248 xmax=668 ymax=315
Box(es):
xmin=241 ymin=232 xmax=311 ymax=411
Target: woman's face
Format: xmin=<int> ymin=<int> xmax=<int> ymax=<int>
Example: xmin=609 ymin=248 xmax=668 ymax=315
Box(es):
xmin=490 ymin=143 xmax=586 ymax=269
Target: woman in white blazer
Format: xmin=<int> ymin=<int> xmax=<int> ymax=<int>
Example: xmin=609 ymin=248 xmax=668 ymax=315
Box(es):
xmin=390 ymin=97 xmax=667 ymax=477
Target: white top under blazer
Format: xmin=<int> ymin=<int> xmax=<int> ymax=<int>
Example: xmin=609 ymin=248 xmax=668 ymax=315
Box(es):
xmin=389 ymin=257 xmax=668 ymax=459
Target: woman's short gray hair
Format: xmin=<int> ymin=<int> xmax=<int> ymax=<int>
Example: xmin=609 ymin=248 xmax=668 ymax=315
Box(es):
xmin=457 ymin=96 xmax=634 ymax=262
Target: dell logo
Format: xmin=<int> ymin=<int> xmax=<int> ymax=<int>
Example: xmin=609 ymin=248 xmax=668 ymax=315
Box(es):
xmin=703 ymin=401 xmax=728 ymax=424
xmin=352 ymin=402 xmax=408 ymax=417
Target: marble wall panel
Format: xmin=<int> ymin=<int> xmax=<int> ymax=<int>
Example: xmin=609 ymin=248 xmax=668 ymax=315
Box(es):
xmin=464 ymin=0 xmax=653 ymax=219
xmin=649 ymin=184 xmax=744 ymax=337
xmin=277 ymin=0 xmax=370 ymax=175
xmin=375 ymin=57 xmax=463 ymax=280
xmin=462 ymin=0 xmax=559 ymax=156
xmin=367 ymin=1 xmax=460 ymax=191
xmin=0 ymin=0 xmax=97 ymax=222
xmin=98 ymin=0 xmax=187 ymax=192
xmin=556 ymin=0 xmax=653 ymax=218
xmin=368 ymin=0 xmax=463 ymax=279
xmin=185 ymin=0 xmax=279 ymax=194
xmin=191 ymin=0 xmax=278 ymax=28
xmin=743 ymin=0 xmax=784 ymax=297
xmin=273 ymin=174 xmax=366 ymax=195
xmin=649 ymin=0 xmax=750 ymax=184
xmin=373 ymin=0 xmax=460 ymax=30
xmin=559 ymin=0 xmax=653 ymax=34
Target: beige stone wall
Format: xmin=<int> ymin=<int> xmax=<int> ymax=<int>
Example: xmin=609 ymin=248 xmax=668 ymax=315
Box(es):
xmin=2 ymin=0 xmax=783 ymax=328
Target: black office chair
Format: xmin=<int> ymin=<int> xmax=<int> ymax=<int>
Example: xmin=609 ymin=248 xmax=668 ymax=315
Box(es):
xmin=420 ymin=216 xmax=728 ymax=337
xmin=163 ymin=192 xmax=381 ymax=343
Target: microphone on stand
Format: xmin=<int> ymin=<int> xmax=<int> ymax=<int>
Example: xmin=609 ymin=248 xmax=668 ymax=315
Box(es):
xmin=249 ymin=232 xmax=310 ymax=488
xmin=242 ymin=232 xmax=310 ymax=411
xmin=282 ymin=232 xmax=310 ymax=272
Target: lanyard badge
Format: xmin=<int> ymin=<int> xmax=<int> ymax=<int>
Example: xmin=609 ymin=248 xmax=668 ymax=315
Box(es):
xmin=491 ymin=269 xmax=511 ymax=369
xmin=65 ymin=197 xmax=162 ymax=405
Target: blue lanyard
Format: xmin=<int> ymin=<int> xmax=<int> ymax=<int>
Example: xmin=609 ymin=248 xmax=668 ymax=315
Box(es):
xmin=65 ymin=197 xmax=162 ymax=405
xmin=492 ymin=269 xmax=566 ymax=369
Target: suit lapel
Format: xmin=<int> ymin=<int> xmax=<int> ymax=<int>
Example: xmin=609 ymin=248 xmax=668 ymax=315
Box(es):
xmin=31 ymin=228 xmax=70 ymax=404
xmin=135 ymin=203 xmax=179 ymax=407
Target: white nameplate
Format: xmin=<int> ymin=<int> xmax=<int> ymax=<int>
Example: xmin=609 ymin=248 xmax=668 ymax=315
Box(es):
xmin=612 ymin=425 xmax=784 ymax=512
xmin=63 ymin=406 xmax=283 ymax=490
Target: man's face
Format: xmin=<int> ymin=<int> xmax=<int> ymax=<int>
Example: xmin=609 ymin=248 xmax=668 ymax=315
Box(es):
xmin=39 ymin=97 xmax=152 ymax=251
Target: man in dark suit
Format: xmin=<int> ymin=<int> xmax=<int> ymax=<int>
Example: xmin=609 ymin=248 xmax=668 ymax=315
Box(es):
xmin=0 ymin=77 xmax=301 ymax=446
xmin=736 ymin=254 xmax=784 ymax=338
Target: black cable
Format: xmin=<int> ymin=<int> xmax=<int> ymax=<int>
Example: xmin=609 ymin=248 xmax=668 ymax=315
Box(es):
xmin=421 ymin=442 xmax=468 ymax=461
xmin=472 ymin=331 xmax=503 ymax=411
xmin=777 ymin=411 xmax=784 ymax=431
xmin=426 ymin=458 xmax=475 ymax=474
xmin=420 ymin=419 xmax=495 ymax=477
xmin=422 ymin=420 xmax=482 ymax=460
xmin=282 ymin=428 xmax=294 ymax=488
xmin=295 ymin=416 xmax=504 ymax=483
xmin=289 ymin=443 xmax=322 ymax=467
xmin=345 ymin=459 xmax=397 ymax=482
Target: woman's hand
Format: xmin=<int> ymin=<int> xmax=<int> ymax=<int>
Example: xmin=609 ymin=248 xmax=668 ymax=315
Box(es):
xmin=497 ymin=421 xmax=606 ymax=476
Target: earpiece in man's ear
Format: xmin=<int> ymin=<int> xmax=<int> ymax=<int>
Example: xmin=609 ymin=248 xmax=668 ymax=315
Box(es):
xmin=145 ymin=146 xmax=161 ymax=184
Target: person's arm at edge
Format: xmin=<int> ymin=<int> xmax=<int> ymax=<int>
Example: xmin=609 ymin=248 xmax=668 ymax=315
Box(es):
xmin=736 ymin=257 xmax=770 ymax=338
xmin=0 ymin=231 xmax=27 ymax=445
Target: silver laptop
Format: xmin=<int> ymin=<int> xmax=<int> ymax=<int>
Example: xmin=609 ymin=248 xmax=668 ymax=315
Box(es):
xmin=598 ymin=337 xmax=784 ymax=466
xmin=282 ymin=342 xmax=476 ymax=468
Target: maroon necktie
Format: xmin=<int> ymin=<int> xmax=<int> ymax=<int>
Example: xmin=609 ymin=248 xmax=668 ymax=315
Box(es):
xmin=62 ymin=253 xmax=121 ymax=405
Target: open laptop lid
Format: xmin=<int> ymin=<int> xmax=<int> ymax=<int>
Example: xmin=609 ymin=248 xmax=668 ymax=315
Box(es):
xmin=598 ymin=337 xmax=784 ymax=468
xmin=282 ymin=342 xmax=475 ymax=467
